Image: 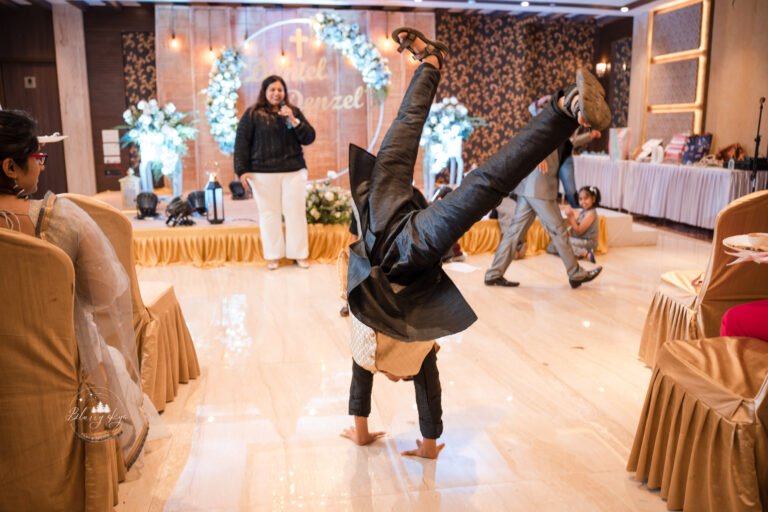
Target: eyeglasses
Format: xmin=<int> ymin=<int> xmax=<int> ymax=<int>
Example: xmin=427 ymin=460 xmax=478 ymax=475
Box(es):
xmin=30 ymin=153 xmax=48 ymax=165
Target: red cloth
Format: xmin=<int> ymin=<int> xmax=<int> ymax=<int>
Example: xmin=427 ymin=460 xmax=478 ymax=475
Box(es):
xmin=720 ymin=299 xmax=768 ymax=341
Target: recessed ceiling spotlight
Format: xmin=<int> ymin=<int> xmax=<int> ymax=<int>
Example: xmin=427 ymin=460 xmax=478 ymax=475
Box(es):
xmin=620 ymin=6 xmax=629 ymax=12
xmin=521 ymin=1 xmax=530 ymax=6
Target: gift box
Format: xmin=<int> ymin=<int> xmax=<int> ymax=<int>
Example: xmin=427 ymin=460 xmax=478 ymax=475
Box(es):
xmin=682 ymin=133 xmax=713 ymax=164
xmin=609 ymin=128 xmax=631 ymax=161
xmin=664 ymin=133 xmax=689 ymax=163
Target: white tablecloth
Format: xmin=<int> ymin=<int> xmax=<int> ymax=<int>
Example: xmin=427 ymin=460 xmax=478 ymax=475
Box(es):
xmin=570 ymin=156 xmax=627 ymax=209
xmin=573 ymin=155 xmax=768 ymax=229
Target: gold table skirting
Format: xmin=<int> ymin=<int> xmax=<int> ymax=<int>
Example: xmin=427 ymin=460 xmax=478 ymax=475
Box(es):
xmin=133 ymin=218 xmax=607 ymax=267
xmin=138 ymin=281 xmax=201 ymax=411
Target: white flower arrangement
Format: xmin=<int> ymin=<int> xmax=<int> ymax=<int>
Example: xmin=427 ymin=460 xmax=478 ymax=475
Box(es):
xmin=313 ymin=12 xmax=391 ymax=99
xmin=305 ymin=180 xmax=352 ymax=225
xmin=204 ymin=48 xmax=246 ymax=155
xmin=419 ymin=97 xmax=486 ymax=147
xmin=121 ymin=99 xmax=197 ymax=177
xmin=203 ymin=13 xmax=390 ymax=155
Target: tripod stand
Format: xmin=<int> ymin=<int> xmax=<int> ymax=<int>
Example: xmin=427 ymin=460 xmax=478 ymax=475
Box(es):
xmin=751 ymin=97 xmax=765 ymax=193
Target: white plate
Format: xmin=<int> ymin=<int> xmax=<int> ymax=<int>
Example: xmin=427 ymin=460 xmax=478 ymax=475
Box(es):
xmin=723 ymin=234 xmax=768 ymax=252
xmin=38 ymin=133 xmax=68 ymax=144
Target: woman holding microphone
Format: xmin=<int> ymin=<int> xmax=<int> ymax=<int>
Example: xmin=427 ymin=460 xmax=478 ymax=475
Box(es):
xmin=235 ymin=75 xmax=316 ymax=270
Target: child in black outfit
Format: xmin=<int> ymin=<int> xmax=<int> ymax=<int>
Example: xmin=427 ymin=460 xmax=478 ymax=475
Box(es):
xmin=341 ymin=27 xmax=610 ymax=458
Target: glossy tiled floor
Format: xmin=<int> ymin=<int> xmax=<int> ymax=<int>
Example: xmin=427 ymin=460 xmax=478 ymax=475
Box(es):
xmin=119 ymin=230 xmax=711 ymax=512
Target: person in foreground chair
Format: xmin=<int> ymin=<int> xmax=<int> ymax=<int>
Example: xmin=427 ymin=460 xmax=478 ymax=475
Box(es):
xmin=0 ymin=109 xmax=150 ymax=470
xmin=341 ymin=28 xmax=610 ymax=459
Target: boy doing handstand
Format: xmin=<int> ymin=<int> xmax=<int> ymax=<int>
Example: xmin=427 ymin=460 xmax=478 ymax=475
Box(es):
xmin=341 ymin=27 xmax=610 ymax=458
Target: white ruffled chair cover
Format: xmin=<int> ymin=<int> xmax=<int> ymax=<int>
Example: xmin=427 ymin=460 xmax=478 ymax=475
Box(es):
xmin=628 ymin=336 xmax=768 ymax=511
xmin=638 ymin=190 xmax=768 ymax=366
xmin=61 ymin=194 xmax=200 ymax=411
xmin=0 ymin=229 xmax=119 ymax=511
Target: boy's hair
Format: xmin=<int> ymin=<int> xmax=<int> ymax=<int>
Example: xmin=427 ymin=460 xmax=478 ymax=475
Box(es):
xmin=579 ymin=185 xmax=601 ymax=207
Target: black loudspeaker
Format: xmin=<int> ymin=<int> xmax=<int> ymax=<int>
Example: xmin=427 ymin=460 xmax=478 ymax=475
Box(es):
xmin=229 ymin=180 xmax=247 ymax=200
xmin=165 ymin=196 xmax=195 ymax=227
xmin=136 ymin=192 xmax=158 ymax=219
xmin=187 ymin=190 xmax=207 ymax=215
xmin=733 ymin=157 xmax=768 ymax=171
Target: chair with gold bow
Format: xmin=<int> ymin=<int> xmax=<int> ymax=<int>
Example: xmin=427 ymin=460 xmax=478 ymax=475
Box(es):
xmin=61 ymin=194 xmax=200 ymax=411
xmin=0 ymin=229 xmax=120 ymax=510
xmin=628 ymin=335 xmax=768 ymax=511
xmin=638 ymin=190 xmax=768 ymax=366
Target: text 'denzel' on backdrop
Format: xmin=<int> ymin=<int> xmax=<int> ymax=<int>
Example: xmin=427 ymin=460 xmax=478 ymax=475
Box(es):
xmin=155 ymin=6 xmax=435 ymax=192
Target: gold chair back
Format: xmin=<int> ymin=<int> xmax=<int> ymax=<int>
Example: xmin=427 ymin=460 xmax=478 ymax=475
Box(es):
xmin=696 ymin=189 xmax=768 ymax=336
xmin=60 ymin=194 xmax=152 ymax=344
xmin=0 ymin=229 xmax=86 ymax=508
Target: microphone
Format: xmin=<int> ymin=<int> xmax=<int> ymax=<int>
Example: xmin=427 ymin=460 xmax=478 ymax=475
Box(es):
xmin=279 ymin=101 xmax=293 ymax=129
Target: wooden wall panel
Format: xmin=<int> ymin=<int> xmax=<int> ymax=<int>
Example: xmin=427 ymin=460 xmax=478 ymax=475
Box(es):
xmin=0 ymin=7 xmax=56 ymax=64
xmin=0 ymin=63 xmax=67 ymax=196
xmin=52 ymin=3 xmax=97 ymax=196
xmin=0 ymin=6 xmax=67 ymax=197
xmin=705 ymin=0 xmax=768 ymax=152
xmin=83 ymin=6 xmax=155 ymax=192
xmin=156 ymin=5 xmax=433 ymax=192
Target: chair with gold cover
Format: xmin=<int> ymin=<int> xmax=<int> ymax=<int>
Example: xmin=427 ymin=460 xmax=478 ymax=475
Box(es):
xmin=0 ymin=229 xmax=120 ymax=510
xmin=638 ymin=190 xmax=768 ymax=366
xmin=61 ymin=194 xmax=200 ymax=411
xmin=627 ymin=336 xmax=768 ymax=511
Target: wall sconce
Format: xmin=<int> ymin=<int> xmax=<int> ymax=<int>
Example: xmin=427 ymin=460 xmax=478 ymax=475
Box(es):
xmin=596 ymin=61 xmax=611 ymax=78
xmin=381 ymin=34 xmax=393 ymax=51
xmin=170 ymin=5 xmax=179 ymax=50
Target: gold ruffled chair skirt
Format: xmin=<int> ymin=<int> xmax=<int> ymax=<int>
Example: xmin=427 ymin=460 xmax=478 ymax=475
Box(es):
xmin=628 ymin=336 xmax=768 ymax=511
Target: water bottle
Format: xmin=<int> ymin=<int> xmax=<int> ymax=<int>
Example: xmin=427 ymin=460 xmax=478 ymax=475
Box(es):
xmin=727 ymin=158 xmax=735 ymax=170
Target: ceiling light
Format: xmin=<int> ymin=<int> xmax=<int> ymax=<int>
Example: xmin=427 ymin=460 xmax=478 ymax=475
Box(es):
xmin=521 ymin=1 xmax=530 ymax=6
xmin=620 ymin=6 xmax=629 ymax=12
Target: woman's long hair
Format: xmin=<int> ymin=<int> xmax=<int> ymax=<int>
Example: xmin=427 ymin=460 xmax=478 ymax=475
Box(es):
xmin=0 ymin=110 xmax=38 ymax=195
xmin=253 ymin=75 xmax=291 ymax=114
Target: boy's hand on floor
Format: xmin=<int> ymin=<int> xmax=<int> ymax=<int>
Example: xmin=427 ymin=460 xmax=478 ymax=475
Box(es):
xmin=401 ymin=438 xmax=445 ymax=459
xmin=340 ymin=426 xmax=386 ymax=446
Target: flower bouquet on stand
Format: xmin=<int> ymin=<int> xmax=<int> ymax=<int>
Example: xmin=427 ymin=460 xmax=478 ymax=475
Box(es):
xmin=305 ymin=180 xmax=352 ymax=225
xmin=120 ymin=100 xmax=197 ymax=197
xmin=420 ymin=97 xmax=485 ymax=199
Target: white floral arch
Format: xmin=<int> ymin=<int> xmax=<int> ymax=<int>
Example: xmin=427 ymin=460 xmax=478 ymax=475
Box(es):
xmin=205 ymin=12 xmax=391 ymax=180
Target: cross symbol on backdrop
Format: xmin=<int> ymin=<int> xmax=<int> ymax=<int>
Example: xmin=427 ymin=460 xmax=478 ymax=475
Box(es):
xmin=290 ymin=28 xmax=309 ymax=59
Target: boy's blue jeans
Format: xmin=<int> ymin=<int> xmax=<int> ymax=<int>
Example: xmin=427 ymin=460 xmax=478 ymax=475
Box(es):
xmin=559 ymin=155 xmax=579 ymax=208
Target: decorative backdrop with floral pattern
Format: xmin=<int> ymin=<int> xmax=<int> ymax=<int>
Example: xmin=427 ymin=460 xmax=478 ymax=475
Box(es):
xmin=435 ymin=13 xmax=597 ymax=168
